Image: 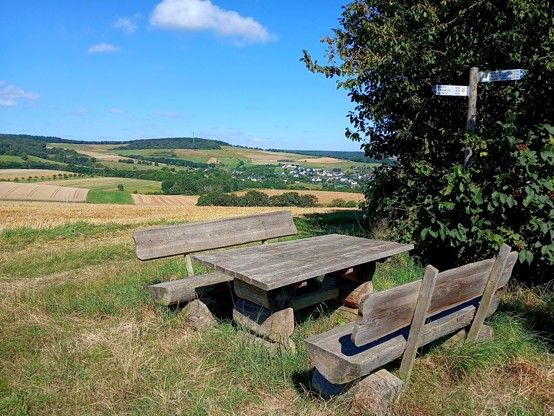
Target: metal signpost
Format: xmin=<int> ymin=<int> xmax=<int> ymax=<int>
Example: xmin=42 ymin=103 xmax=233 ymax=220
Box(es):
xmin=432 ymin=67 xmax=526 ymax=168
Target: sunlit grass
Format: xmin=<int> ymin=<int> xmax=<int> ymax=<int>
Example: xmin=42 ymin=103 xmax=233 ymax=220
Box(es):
xmin=86 ymin=189 xmax=134 ymax=204
xmin=0 ymin=209 xmax=552 ymax=415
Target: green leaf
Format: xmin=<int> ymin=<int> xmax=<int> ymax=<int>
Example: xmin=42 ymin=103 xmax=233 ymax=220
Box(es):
xmin=421 ymin=228 xmax=429 ymax=240
xmin=507 ymin=196 xmax=515 ymax=208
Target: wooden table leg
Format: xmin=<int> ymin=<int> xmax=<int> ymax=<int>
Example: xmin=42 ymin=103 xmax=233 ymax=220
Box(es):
xmin=233 ymin=298 xmax=294 ymax=344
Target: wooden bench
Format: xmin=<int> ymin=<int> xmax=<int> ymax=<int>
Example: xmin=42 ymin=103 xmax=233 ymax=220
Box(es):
xmin=304 ymin=244 xmax=518 ymax=402
xmin=133 ymin=211 xmax=298 ymax=306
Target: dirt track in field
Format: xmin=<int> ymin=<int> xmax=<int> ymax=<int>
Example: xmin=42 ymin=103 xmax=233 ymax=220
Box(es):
xmin=132 ymin=194 xmax=199 ymax=206
xmin=0 ymin=182 xmax=88 ymax=202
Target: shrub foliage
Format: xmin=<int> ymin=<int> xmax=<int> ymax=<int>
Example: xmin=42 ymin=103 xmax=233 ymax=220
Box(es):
xmin=303 ymin=1 xmax=553 ymax=283
xmin=197 ymin=191 xmax=318 ymax=207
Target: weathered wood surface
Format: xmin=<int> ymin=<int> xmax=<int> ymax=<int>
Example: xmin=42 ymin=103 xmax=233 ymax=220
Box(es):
xmin=352 ymin=251 xmax=517 ymax=346
xmin=349 ymin=369 xmax=405 ymax=416
xmin=329 ymin=262 xmax=376 ymax=282
xmin=234 ymin=276 xmax=339 ymax=310
xmin=148 ymin=272 xmax=233 ymax=306
xmin=337 ymin=280 xmax=373 ymax=309
xmin=398 ymin=265 xmax=438 ymax=381
xmin=193 ymin=234 xmax=413 ymax=291
xmin=467 ymin=244 xmax=511 ymax=342
xmin=304 ymin=296 xmax=500 ymax=385
xmin=134 ymin=211 xmax=297 ymax=261
xmin=233 ymin=298 xmax=294 ymax=343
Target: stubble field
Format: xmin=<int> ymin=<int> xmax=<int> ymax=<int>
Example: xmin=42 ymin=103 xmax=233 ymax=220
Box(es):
xmin=0 ymin=182 xmax=88 ymax=203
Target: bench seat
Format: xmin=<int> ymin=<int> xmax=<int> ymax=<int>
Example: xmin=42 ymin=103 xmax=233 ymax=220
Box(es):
xmin=305 ymin=297 xmax=499 ymax=385
xmin=147 ymin=271 xmax=233 ymax=306
xmin=133 ymin=211 xmax=298 ymax=306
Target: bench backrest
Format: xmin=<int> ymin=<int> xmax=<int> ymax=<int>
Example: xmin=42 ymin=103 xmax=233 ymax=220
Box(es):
xmin=351 ymin=248 xmax=518 ymax=347
xmin=133 ymin=210 xmax=297 ymax=261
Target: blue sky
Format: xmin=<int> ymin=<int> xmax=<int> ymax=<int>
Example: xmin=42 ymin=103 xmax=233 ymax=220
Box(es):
xmin=0 ymin=0 xmax=362 ymax=151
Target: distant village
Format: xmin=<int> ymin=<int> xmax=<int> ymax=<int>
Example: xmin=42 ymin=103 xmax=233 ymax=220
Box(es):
xmin=230 ymin=163 xmax=374 ymax=191
xmin=278 ymin=163 xmax=374 ymax=188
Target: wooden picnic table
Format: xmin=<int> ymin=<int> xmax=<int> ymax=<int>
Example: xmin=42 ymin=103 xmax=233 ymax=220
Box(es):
xmin=193 ymin=234 xmax=413 ymax=291
xmin=193 ymin=234 xmax=413 ymax=346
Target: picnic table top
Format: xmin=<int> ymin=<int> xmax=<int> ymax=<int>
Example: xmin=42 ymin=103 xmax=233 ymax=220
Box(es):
xmin=192 ymin=234 xmax=413 ymax=291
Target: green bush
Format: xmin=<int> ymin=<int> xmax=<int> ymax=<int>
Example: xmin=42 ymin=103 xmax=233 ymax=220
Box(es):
xmin=303 ymin=0 xmax=553 ymax=284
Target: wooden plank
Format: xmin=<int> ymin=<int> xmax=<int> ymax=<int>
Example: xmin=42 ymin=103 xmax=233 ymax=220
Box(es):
xmin=352 ymin=251 xmax=516 ymax=346
xmin=467 ymin=244 xmax=511 ymax=342
xmin=233 ymin=298 xmax=294 ymax=343
xmin=147 ymin=272 xmax=233 ymax=306
xmin=290 ymin=276 xmax=340 ymax=310
xmin=134 ymin=211 xmax=297 ymax=260
xmin=233 ymin=279 xmax=274 ymax=309
xmin=337 ymin=280 xmax=374 ymax=309
xmin=305 ymin=296 xmax=500 ymax=385
xmin=350 ymin=369 xmax=405 ymax=414
xmin=329 ymin=262 xmax=377 ymax=282
xmin=398 ymin=265 xmax=438 ymax=380
xmin=185 ymin=254 xmax=194 ymax=277
xmin=236 ymin=240 xmax=410 ymax=288
xmin=234 ymin=276 xmax=339 ymax=310
xmin=194 ymin=234 xmax=413 ymax=290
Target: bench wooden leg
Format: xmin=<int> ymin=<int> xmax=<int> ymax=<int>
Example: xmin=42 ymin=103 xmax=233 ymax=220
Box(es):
xmin=350 ymin=369 xmax=405 ymax=415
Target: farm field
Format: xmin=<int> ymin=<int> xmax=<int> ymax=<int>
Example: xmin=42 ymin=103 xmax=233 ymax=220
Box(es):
xmin=54 ymin=143 xmax=370 ymax=170
xmin=41 ymin=177 xmax=162 ymax=194
xmin=0 ymin=201 xmax=551 ymax=415
xmin=0 ymin=169 xmax=73 ymax=180
xmin=0 ymin=182 xmax=88 ymax=203
xmin=132 ymin=194 xmax=199 ymax=206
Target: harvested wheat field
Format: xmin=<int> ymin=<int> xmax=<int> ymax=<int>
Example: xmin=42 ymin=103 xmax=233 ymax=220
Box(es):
xmin=0 ymin=200 xmax=343 ymax=231
xmin=297 ymin=157 xmax=344 ymax=164
xmin=0 ymin=182 xmax=88 ymax=203
xmin=132 ymin=194 xmax=199 ymax=206
xmin=235 ymin=189 xmax=365 ymax=204
xmin=0 ymin=169 xmax=72 ymax=180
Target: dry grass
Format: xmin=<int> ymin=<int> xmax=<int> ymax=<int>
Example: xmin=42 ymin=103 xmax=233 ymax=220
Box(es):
xmin=1 ymin=201 xmax=552 ymax=415
xmin=132 ymin=194 xmax=199 ymax=207
xmin=0 ymin=200 xmax=345 ymax=231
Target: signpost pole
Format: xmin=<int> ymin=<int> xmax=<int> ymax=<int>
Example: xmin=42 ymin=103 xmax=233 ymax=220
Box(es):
xmin=464 ymin=67 xmax=479 ymax=168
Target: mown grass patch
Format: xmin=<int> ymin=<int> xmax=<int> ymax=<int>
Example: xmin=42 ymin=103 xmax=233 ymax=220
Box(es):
xmin=86 ymin=189 xmax=133 ymax=204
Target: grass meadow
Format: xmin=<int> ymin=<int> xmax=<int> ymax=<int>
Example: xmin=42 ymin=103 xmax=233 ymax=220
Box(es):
xmin=0 ymin=203 xmax=552 ymax=415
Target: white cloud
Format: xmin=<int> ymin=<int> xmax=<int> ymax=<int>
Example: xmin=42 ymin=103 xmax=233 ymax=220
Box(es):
xmin=150 ymin=0 xmax=273 ymax=45
xmin=0 ymin=81 xmax=40 ymax=106
xmin=110 ymin=108 xmax=125 ymax=114
xmin=0 ymin=99 xmax=17 ymax=106
xmin=87 ymin=43 xmax=121 ymax=55
xmin=113 ymin=14 xmax=142 ymax=34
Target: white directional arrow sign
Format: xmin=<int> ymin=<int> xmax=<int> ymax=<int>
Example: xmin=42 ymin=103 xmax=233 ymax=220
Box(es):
xmin=432 ymin=85 xmax=468 ymax=97
xmin=478 ymin=69 xmax=526 ymax=83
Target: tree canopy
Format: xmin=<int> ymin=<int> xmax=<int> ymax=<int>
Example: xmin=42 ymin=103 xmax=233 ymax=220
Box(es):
xmin=303 ymin=0 xmax=553 ymax=283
